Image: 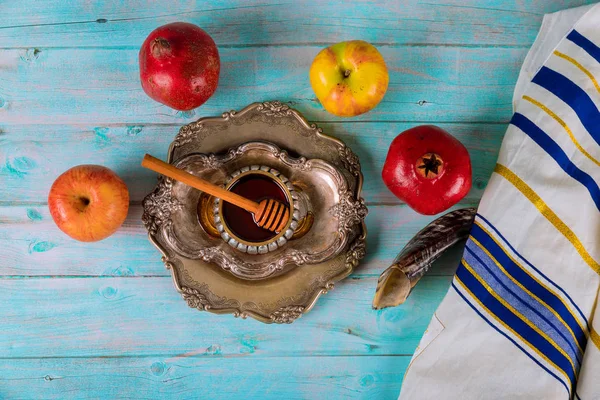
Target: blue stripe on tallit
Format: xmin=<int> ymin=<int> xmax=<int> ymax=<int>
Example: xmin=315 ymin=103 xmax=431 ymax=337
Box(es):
xmin=567 ymin=30 xmax=600 ymax=65
xmin=456 ymin=264 xmax=576 ymax=388
xmin=471 ymin=221 xmax=588 ymax=351
xmin=452 ymin=282 xmax=570 ymax=396
xmin=476 ymin=214 xmax=589 ymax=328
xmin=510 ymin=112 xmax=600 ymax=212
xmin=532 ymin=66 xmax=600 ymax=147
xmin=464 ymin=242 xmax=582 ymax=365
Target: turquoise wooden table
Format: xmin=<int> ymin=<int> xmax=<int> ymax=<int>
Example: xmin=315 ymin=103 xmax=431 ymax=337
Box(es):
xmin=1 ymin=1 xmax=597 ymax=398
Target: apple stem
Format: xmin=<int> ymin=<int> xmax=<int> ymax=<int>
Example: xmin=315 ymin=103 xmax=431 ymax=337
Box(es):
xmin=151 ymin=38 xmax=171 ymax=58
xmin=343 ymin=69 xmax=351 ymax=78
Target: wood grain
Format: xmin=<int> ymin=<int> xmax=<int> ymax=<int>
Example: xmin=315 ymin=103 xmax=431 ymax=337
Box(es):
xmin=0 ymin=122 xmax=502 ymax=203
xmin=0 ymin=356 xmax=408 ymax=400
xmin=0 ymin=0 xmax=595 ymax=48
xmin=0 ymin=275 xmax=451 ymax=358
xmin=0 ymin=204 xmax=464 ymax=277
xmin=0 ymin=46 xmax=525 ymax=124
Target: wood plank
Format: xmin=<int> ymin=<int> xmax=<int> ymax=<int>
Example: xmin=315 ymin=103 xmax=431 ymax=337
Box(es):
xmin=0 ymin=275 xmax=451 ymax=358
xmin=0 ymin=0 xmax=595 ymax=47
xmin=0 ymin=46 xmax=525 ymax=124
xmin=0 ymin=204 xmax=464 ymax=277
xmin=0 ymin=355 xmax=408 ymax=400
xmin=0 ymin=122 xmax=502 ymax=203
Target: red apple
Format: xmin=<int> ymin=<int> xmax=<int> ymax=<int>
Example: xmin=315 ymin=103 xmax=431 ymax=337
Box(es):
xmin=382 ymin=125 xmax=472 ymax=215
xmin=309 ymin=40 xmax=388 ymax=117
xmin=139 ymin=22 xmax=220 ymax=111
xmin=48 ymin=165 xmax=129 ymax=242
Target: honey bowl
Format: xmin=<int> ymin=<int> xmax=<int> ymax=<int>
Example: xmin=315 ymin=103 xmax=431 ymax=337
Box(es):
xmin=213 ymin=166 xmax=303 ymax=254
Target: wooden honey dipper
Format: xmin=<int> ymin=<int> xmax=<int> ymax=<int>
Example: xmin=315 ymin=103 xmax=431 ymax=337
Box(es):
xmin=142 ymin=154 xmax=290 ymax=233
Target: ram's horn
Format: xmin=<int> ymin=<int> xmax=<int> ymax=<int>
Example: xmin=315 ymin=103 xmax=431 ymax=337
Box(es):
xmin=372 ymin=207 xmax=476 ymax=309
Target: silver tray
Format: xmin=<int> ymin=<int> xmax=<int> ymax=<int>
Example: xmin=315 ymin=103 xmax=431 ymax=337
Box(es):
xmin=142 ymin=101 xmax=367 ymax=323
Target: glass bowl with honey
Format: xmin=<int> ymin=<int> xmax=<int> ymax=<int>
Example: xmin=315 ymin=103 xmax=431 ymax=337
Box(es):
xmin=213 ymin=166 xmax=301 ymax=254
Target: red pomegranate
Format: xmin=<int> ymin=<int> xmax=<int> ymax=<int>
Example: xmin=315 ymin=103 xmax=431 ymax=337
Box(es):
xmin=382 ymin=125 xmax=472 ymax=215
xmin=139 ymin=22 xmax=220 ymax=111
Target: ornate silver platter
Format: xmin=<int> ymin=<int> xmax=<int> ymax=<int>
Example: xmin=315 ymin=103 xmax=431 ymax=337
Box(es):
xmin=142 ymin=101 xmax=367 ymax=323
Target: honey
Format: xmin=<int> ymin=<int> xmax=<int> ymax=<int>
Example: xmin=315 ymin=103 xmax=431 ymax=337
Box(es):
xmin=221 ymin=173 xmax=289 ymax=243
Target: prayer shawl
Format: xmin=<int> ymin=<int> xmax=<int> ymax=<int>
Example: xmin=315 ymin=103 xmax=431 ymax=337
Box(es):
xmin=399 ymin=4 xmax=600 ymax=399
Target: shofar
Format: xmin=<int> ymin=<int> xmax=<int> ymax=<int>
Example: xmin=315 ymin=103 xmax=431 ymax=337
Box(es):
xmin=372 ymin=207 xmax=476 ymax=309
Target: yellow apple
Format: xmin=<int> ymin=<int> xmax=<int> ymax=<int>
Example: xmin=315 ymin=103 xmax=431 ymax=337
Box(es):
xmin=309 ymin=40 xmax=389 ymax=117
xmin=48 ymin=165 xmax=129 ymax=242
